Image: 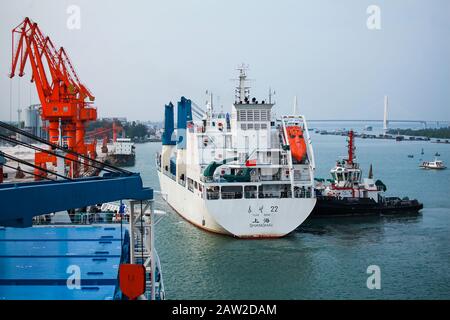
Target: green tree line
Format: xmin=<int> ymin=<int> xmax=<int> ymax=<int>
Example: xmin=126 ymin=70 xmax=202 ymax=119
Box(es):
xmin=388 ymin=127 xmax=450 ymax=139
xmin=86 ymin=120 xmax=148 ymax=140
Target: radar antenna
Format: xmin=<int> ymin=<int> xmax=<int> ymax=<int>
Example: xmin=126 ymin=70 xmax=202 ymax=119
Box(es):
xmin=234 ymin=64 xmax=250 ymax=103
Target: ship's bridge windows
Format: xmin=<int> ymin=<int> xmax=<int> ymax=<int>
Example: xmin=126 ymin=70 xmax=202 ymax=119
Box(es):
xmin=244 ymin=185 xmax=257 ymax=199
xmin=221 ymin=186 xmax=243 ymax=200
xmin=238 ymin=110 xmax=247 ymax=121
xmin=261 ymin=111 xmax=269 ymax=121
xmin=241 ymin=123 xmax=247 ymax=130
xmin=206 ymin=186 xmax=220 ymax=200
xmin=336 ymin=172 xmax=343 ymax=182
xmin=237 ymin=109 xmax=271 ymax=122
xmin=254 ymin=110 xmax=260 ymax=121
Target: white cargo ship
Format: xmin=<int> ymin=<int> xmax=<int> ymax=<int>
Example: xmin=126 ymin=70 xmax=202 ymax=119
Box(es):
xmin=157 ymin=67 xmax=316 ymax=238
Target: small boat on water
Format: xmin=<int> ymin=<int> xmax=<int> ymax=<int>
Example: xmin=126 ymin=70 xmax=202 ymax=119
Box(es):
xmin=408 ymin=154 xmax=414 ymax=158
xmin=435 ymin=152 xmax=441 ymax=157
xmin=420 ymin=159 xmax=446 ymax=170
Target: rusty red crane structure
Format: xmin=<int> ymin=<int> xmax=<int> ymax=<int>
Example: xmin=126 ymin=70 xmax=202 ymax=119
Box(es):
xmin=9 ymin=17 xmax=97 ymax=179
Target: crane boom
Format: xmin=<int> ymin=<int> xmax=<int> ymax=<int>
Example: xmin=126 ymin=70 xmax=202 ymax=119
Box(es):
xmin=9 ymin=17 xmax=98 ymax=179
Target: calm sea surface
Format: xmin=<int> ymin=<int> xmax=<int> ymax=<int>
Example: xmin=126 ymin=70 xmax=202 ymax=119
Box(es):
xmin=133 ymin=121 xmax=450 ymax=299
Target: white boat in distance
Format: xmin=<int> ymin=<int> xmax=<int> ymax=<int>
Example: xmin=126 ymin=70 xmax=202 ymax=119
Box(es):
xmin=420 ymin=159 xmax=446 ymax=170
xmin=157 ymin=67 xmax=316 ymax=238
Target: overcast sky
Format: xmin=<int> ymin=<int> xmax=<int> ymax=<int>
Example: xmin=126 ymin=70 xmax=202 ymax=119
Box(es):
xmin=1 ymin=0 xmax=449 ymax=122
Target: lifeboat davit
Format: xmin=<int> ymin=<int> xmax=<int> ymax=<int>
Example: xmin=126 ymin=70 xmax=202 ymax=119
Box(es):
xmin=286 ymin=126 xmax=307 ymax=162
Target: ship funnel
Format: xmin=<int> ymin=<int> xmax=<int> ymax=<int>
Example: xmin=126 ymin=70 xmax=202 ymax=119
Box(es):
xmin=177 ymin=96 xmax=192 ymax=149
xmin=185 ymin=97 xmax=193 ymax=123
xmin=162 ymin=102 xmax=176 ymax=145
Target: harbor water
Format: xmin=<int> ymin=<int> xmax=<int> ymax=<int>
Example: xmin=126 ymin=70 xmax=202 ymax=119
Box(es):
xmin=134 ymin=121 xmax=449 ymax=299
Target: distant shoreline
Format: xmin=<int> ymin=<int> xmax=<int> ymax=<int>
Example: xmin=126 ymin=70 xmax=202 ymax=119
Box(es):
xmin=387 ymin=127 xmax=450 ymax=139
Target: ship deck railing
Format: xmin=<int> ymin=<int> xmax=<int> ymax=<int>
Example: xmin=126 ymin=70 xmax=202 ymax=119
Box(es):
xmin=33 ymin=211 xmax=131 ymax=226
xmin=206 ymin=190 xmax=312 ymax=200
xmin=202 ymin=168 xmax=313 ymax=184
xmin=382 ymin=197 xmax=421 ymax=206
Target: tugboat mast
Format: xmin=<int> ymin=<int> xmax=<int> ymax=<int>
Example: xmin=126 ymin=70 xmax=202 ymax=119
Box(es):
xmin=347 ymin=130 xmax=355 ymax=165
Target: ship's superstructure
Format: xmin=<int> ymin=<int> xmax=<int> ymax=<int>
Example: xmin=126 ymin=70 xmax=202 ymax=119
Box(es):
xmin=157 ymin=67 xmax=316 ymax=238
xmin=317 ymin=130 xmax=381 ymax=200
xmin=107 ymin=138 xmax=136 ymax=167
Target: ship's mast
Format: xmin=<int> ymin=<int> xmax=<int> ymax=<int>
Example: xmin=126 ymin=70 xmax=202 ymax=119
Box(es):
xmin=235 ymin=64 xmax=250 ymax=103
xmin=347 ymin=130 xmax=355 ymax=165
xmin=205 ymin=90 xmax=214 ymax=121
xmin=209 ymin=91 xmax=213 ymax=111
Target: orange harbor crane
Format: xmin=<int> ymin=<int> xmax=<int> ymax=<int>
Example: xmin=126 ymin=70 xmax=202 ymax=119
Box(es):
xmin=85 ymin=120 xmax=126 ymax=154
xmin=112 ymin=120 xmax=124 ymax=142
xmin=9 ymin=17 xmax=97 ymax=179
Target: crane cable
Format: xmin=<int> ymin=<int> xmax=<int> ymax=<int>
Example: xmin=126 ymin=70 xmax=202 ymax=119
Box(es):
xmin=0 ymin=120 xmax=125 ymax=173
xmin=17 ymin=77 xmax=21 ymax=123
xmin=0 ymin=121 xmax=131 ymax=174
xmin=1 ymin=162 xmax=56 ymax=181
xmin=9 ymin=79 xmax=13 ymax=123
xmin=0 ymin=151 xmax=71 ymax=180
xmin=140 ymin=200 xmax=144 ymax=266
xmin=0 ymin=133 xmax=117 ymax=174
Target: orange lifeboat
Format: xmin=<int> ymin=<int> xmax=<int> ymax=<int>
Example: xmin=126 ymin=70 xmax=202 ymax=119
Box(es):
xmin=286 ymin=126 xmax=307 ymax=162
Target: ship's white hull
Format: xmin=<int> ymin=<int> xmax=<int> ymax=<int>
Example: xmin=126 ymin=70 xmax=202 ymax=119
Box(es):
xmin=158 ymin=172 xmax=316 ymax=238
